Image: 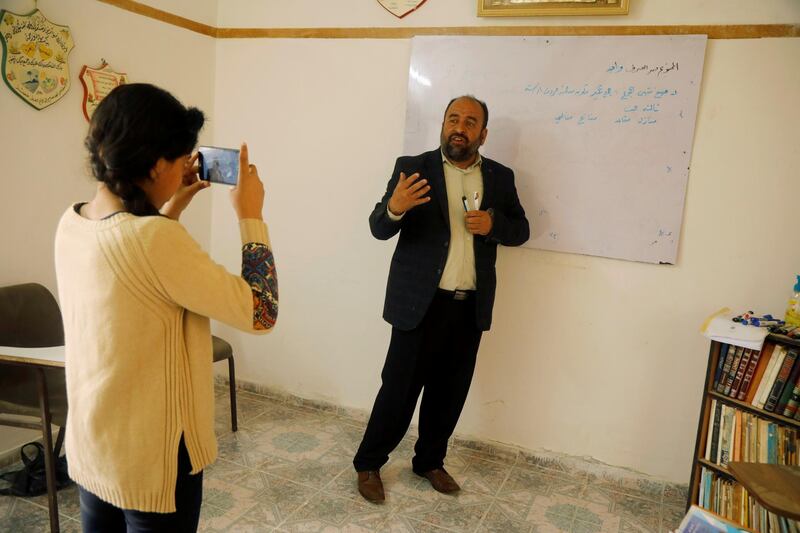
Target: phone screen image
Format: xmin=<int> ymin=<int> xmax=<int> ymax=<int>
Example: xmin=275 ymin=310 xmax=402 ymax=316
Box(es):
xmin=198 ymin=146 xmax=239 ymax=185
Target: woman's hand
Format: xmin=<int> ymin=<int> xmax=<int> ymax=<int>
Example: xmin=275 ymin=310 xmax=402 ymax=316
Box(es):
xmin=160 ymin=153 xmax=210 ymax=220
xmin=230 ymin=143 xmax=264 ymax=220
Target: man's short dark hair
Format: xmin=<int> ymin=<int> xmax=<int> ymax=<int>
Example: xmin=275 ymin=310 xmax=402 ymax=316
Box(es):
xmin=444 ymin=95 xmax=489 ymax=130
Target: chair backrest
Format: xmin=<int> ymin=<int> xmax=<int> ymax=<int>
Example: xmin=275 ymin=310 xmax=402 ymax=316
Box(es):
xmin=0 ymin=283 xmax=64 ymax=347
xmin=0 ymin=283 xmax=67 ymax=425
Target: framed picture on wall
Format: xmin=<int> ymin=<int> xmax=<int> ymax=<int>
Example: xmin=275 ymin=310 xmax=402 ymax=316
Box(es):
xmin=477 ymin=0 xmax=629 ymax=17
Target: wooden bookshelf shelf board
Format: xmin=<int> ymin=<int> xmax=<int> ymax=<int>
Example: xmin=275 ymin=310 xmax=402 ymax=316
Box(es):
xmin=698 ymin=458 xmax=733 ymax=478
xmin=707 ymin=391 xmax=800 ymax=429
xmin=727 ymin=463 xmax=800 ymax=521
xmin=766 ymin=333 xmax=800 ymax=350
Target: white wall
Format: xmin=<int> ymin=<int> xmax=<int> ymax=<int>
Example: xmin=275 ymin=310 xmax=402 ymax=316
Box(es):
xmin=0 ymin=0 xmax=217 ymax=455
xmin=207 ymin=2 xmax=800 ymax=483
xmin=0 ymin=0 xmax=217 ymax=293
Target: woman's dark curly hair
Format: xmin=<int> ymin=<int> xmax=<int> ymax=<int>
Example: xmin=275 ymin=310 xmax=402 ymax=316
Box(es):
xmin=85 ymin=83 xmax=205 ymax=216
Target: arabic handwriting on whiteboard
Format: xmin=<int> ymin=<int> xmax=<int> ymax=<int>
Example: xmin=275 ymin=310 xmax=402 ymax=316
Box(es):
xmin=524 ymin=74 xmax=681 ymax=127
xmin=554 ymin=112 xmax=574 ymax=124
xmin=525 ymin=82 xmax=679 ymax=101
xmin=607 ymin=60 xmax=679 ymax=76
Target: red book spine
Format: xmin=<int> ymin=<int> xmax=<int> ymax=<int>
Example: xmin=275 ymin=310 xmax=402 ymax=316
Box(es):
xmin=737 ymin=349 xmax=761 ymax=401
xmin=723 ymin=347 xmax=744 ymax=396
xmin=729 ymin=349 xmax=752 ymax=398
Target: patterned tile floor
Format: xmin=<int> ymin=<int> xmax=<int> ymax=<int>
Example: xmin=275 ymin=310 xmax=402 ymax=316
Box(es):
xmin=1 ymin=385 xmax=689 ymax=532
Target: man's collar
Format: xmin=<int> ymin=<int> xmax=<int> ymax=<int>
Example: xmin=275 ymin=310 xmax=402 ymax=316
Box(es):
xmin=441 ymin=149 xmax=482 ymax=172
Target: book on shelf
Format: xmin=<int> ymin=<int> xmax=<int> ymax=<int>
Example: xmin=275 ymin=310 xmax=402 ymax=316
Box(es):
xmin=714 ymin=343 xmax=731 ymax=392
xmin=732 ymin=410 xmax=742 ymax=462
xmin=743 ymin=415 xmax=753 ymax=463
xmin=723 ymin=346 xmax=746 ymax=397
xmin=746 ymin=344 xmax=775 ymax=404
xmin=737 ymin=348 xmax=762 ymax=401
xmin=766 ymin=423 xmax=776 ymax=464
xmin=764 ymin=349 xmax=798 ymax=412
xmin=713 ymin=345 xmax=737 ymax=394
xmin=755 ymin=346 xmax=786 ymax=410
xmin=782 ymin=372 xmax=800 ymax=418
xmin=729 ymin=349 xmax=753 ymax=399
xmin=717 ymin=345 xmax=739 ymax=394
xmin=719 ymin=405 xmax=735 ymax=466
xmin=776 ymin=354 xmax=800 ymax=414
xmin=758 ymin=420 xmax=768 ymax=463
xmin=707 ymin=399 xmax=720 ymax=462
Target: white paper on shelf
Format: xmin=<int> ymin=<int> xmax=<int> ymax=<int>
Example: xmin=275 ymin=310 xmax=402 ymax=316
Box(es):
xmin=700 ymin=308 xmax=770 ymax=351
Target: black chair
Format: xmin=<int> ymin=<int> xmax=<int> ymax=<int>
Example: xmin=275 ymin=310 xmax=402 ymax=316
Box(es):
xmin=212 ymin=336 xmax=238 ymax=432
xmin=0 ymin=283 xmax=67 ymax=533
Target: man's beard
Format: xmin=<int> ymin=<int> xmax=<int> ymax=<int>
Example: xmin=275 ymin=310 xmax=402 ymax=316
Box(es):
xmin=441 ymin=134 xmax=479 ymax=162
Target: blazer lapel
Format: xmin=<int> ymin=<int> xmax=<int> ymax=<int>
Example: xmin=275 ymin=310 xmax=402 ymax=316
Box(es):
xmin=481 ymin=157 xmax=496 ymax=211
xmin=426 ymin=150 xmax=449 ymax=229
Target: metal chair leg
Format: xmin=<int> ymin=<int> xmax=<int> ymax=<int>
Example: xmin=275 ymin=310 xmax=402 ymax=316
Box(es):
xmin=227 ymin=356 xmax=238 ymax=432
xmin=35 ymin=368 xmax=60 ymax=533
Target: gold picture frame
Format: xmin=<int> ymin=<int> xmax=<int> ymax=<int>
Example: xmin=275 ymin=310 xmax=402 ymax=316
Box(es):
xmin=478 ymin=0 xmax=629 ymax=17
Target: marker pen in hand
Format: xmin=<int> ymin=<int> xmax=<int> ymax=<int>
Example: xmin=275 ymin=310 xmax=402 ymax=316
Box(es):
xmin=462 ymin=196 xmax=469 ymax=212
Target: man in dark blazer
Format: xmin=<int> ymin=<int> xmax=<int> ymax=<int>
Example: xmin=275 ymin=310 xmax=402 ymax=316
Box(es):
xmin=353 ymin=96 xmax=529 ymax=502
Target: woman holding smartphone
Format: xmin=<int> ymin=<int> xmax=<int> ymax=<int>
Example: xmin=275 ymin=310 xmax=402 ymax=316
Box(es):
xmin=54 ymin=83 xmax=278 ymax=532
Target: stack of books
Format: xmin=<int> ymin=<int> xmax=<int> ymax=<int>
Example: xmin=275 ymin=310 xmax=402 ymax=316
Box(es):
xmin=711 ymin=343 xmax=800 ymax=419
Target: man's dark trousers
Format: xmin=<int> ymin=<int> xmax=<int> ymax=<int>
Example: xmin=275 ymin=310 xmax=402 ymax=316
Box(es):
xmin=353 ymin=290 xmax=481 ymax=473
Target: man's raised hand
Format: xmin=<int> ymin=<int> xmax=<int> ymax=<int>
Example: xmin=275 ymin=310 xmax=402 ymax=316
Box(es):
xmin=387 ymin=172 xmax=431 ymax=216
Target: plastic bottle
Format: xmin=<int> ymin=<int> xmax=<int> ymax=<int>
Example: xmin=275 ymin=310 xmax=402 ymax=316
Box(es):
xmin=785 ymin=275 xmax=800 ymax=327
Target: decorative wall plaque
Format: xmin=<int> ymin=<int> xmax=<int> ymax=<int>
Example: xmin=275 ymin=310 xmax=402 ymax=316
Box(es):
xmin=0 ymin=9 xmax=74 ymax=110
xmin=377 ymin=0 xmax=427 ymax=18
xmin=80 ymin=60 xmax=128 ymax=121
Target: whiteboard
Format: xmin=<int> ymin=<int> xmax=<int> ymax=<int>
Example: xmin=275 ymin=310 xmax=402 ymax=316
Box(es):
xmin=404 ymin=35 xmax=707 ymax=264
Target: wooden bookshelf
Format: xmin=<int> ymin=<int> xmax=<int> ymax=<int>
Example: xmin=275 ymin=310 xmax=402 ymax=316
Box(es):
xmin=688 ymin=334 xmax=800 ymax=531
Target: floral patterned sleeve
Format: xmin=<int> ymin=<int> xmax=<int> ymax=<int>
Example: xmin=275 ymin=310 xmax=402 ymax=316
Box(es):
xmin=241 ymin=242 xmax=278 ymax=330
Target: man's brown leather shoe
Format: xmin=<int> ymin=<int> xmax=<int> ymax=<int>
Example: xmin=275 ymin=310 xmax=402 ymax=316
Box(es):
xmin=416 ymin=468 xmax=460 ymax=494
xmin=357 ymin=470 xmax=385 ymax=502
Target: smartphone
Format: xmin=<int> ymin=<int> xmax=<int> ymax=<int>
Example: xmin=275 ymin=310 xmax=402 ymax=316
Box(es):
xmin=198 ymin=146 xmax=239 ymax=185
